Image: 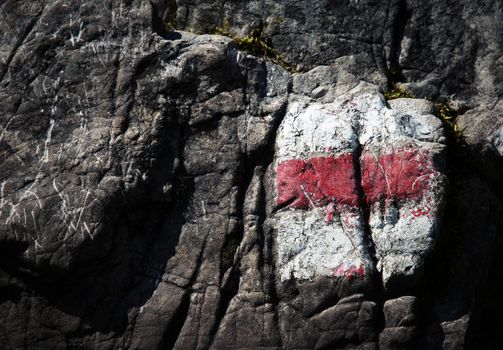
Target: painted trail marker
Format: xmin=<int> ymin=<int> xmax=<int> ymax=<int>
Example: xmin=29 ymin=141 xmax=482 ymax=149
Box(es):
xmin=274 ymin=83 xmax=446 ymax=288
xmin=276 ymin=154 xmax=358 ymax=208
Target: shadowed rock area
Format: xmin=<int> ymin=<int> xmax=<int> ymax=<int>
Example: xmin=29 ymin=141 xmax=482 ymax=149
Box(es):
xmin=0 ymin=0 xmax=501 ymax=349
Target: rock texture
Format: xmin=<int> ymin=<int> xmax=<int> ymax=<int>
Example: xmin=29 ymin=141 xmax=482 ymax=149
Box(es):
xmin=0 ymin=0 xmax=501 ymax=349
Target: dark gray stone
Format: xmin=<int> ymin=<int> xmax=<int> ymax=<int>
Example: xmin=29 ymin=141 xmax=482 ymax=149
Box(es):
xmin=379 ymin=297 xmax=418 ymax=349
xmin=0 ymin=0 xmax=501 ymax=349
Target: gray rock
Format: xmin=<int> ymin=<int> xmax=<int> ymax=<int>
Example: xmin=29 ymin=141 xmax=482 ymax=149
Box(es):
xmin=457 ymin=103 xmax=503 ymax=196
xmin=0 ymin=2 xmax=287 ymax=347
xmin=441 ymin=316 xmax=469 ymax=350
xmin=0 ymin=0 xmax=502 ymax=349
xmin=383 ymin=296 xmax=417 ymax=328
xmin=172 ymin=0 xmax=501 ymax=105
xmin=379 ymin=297 xmax=418 ymax=349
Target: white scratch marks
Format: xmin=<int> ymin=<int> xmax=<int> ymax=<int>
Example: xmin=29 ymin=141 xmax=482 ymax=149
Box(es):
xmin=0 ymin=115 xmax=18 ymax=142
xmin=53 ymin=178 xmax=94 ymax=241
xmin=0 ymin=181 xmax=5 ymax=215
xmin=25 ymin=190 xmax=42 ymax=209
xmin=34 ymin=239 xmax=43 ymax=249
xmin=69 ymin=15 xmax=84 ymax=47
xmin=42 ymin=119 xmax=55 ymax=163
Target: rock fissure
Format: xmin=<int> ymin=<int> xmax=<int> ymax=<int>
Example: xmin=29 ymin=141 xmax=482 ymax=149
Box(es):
xmin=387 ymin=0 xmax=410 ymax=83
xmin=160 ymin=237 xmax=207 ymax=349
xmin=212 ymin=159 xmax=255 ymax=342
xmin=353 ymin=140 xmax=381 ymax=293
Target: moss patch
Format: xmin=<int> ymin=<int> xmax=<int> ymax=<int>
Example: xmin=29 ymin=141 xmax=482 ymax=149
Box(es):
xmin=213 ymin=22 xmax=299 ymax=73
xmin=433 ymin=101 xmax=463 ymax=143
xmin=383 ymin=85 xmax=415 ymax=100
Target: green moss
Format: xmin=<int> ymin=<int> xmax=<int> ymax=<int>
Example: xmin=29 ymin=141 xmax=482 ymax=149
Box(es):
xmin=270 ymin=16 xmax=285 ymax=25
xmin=383 ymin=86 xmax=415 ymax=100
xmin=213 ymin=22 xmax=299 ymax=73
xmin=433 ymin=101 xmax=463 ymax=143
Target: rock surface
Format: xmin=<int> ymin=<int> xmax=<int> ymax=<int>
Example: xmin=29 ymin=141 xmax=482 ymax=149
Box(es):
xmin=0 ymin=0 xmax=501 ymax=349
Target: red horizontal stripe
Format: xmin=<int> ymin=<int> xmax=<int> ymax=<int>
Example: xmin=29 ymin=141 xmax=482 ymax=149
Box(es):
xmin=276 ymin=154 xmax=359 ymax=208
xmin=361 ymin=148 xmax=434 ymax=203
xmin=276 ymin=148 xmax=435 ymax=209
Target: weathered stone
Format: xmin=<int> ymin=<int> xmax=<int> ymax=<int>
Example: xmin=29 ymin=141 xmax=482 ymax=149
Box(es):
xmin=0 ymin=0 xmax=502 ymax=348
xmin=309 ymin=294 xmax=377 ymax=350
xmin=441 ymin=316 xmax=470 ymax=350
xmin=0 ymin=2 xmax=288 ymax=345
xmin=379 ymin=296 xmax=418 ymax=349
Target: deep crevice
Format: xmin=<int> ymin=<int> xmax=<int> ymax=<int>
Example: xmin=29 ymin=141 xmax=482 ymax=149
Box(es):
xmin=158 ymin=238 xmax=207 ymax=350
xmin=387 ymin=0 xmax=410 ymax=86
xmin=256 ymin=98 xmax=289 ymax=350
xmin=150 ymin=1 xmax=168 ymax=39
xmin=353 ymin=143 xmax=387 ymax=339
xmin=353 ymin=143 xmax=381 ymax=292
xmin=207 ymin=150 xmax=258 ymax=347
xmin=207 ymin=266 xmax=241 ymax=348
xmin=150 ymin=0 xmax=181 ymax=40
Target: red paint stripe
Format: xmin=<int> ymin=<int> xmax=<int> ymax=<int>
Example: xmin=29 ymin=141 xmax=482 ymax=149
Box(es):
xmin=332 ymin=264 xmax=365 ymax=278
xmin=276 ymin=147 xmax=436 ymax=209
xmin=361 ymin=148 xmax=434 ymax=203
xmin=276 ymin=154 xmax=359 ymax=208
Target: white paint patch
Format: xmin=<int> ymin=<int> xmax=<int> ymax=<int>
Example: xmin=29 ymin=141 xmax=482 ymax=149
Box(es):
xmin=358 ymin=98 xmax=444 ymax=146
xmin=276 ymin=208 xmax=366 ymax=280
xmin=276 ymin=101 xmax=358 ymax=161
xmin=367 ymin=173 xmax=445 ymax=287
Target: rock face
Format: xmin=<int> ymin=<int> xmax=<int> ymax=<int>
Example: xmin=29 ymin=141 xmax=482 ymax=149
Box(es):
xmin=0 ymin=0 xmax=501 ymax=349
xmin=379 ymin=296 xmax=419 ymax=349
